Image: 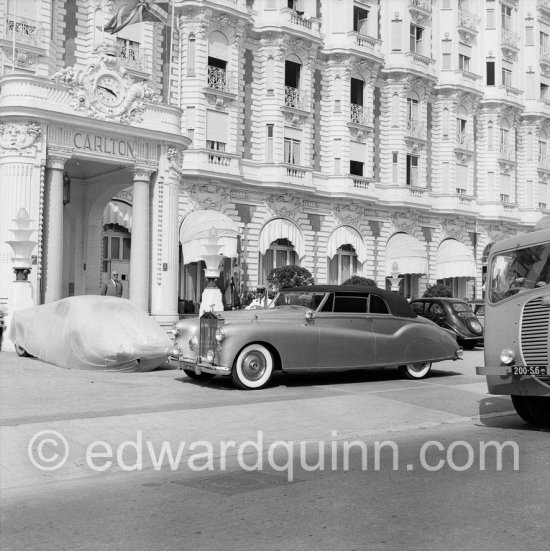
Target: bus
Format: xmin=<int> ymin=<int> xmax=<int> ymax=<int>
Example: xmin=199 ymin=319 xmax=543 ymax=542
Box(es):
xmin=476 ymin=223 xmax=550 ymax=425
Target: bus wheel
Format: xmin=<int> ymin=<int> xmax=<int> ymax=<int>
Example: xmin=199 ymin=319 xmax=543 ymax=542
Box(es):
xmin=511 ymin=395 xmax=550 ymax=425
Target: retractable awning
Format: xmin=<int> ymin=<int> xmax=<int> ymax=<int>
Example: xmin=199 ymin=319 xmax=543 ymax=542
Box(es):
xmin=103 ymin=201 xmax=132 ymax=231
xmin=258 ymin=218 xmax=305 ymax=259
xmin=179 ymin=210 xmax=239 ymax=263
xmin=327 ymin=226 xmax=368 ymax=264
xmin=435 ymin=239 xmax=476 ymax=279
xmin=385 ymin=233 xmax=428 ymax=275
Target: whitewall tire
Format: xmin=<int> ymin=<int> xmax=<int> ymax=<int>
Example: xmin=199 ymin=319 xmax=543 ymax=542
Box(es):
xmin=399 ymin=361 xmax=432 ymax=380
xmin=232 ymin=344 xmax=274 ymax=390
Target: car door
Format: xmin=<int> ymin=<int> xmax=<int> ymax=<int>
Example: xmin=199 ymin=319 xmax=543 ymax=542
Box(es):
xmin=315 ymin=293 xmax=376 ymax=368
xmin=426 ymin=301 xmax=445 ymax=326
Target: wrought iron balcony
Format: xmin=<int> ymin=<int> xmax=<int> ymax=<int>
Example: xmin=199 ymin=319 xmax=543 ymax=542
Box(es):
xmin=501 ymin=29 xmax=519 ymax=50
xmin=117 ymin=44 xmax=148 ymax=72
xmin=458 ymin=8 xmax=479 ymax=32
xmin=456 ymin=133 xmax=474 ymax=150
xmin=207 ymin=66 xmax=231 ymax=92
xmin=4 ymin=16 xmax=42 ymax=47
xmin=284 ymin=86 xmax=307 ymax=110
xmin=350 ymin=104 xmax=369 ymax=125
xmin=406 ymin=119 xmax=426 ymax=140
xmin=409 ymin=0 xmax=431 ymax=12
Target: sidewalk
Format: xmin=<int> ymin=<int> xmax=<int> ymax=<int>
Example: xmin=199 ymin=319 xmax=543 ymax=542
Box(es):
xmin=0 ymin=350 xmax=514 ymax=490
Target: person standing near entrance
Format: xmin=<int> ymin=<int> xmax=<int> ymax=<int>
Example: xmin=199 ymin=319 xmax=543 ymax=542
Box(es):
xmin=100 ymin=272 xmax=123 ymax=297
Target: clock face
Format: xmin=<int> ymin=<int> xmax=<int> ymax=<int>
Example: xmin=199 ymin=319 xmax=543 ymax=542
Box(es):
xmin=95 ymin=75 xmax=123 ymax=106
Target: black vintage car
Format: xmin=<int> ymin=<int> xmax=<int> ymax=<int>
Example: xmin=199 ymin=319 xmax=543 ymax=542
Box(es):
xmin=409 ymin=298 xmax=484 ymax=349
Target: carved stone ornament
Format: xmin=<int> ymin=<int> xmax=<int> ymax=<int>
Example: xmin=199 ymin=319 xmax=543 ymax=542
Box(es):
xmin=0 ymin=122 xmax=41 ymax=153
xmin=390 ymin=211 xmax=418 ymax=234
xmin=441 ymin=217 xmax=470 ymax=241
xmin=189 ymin=183 xmax=229 ymax=211
xmin=52 ymin=46 xmax=161 ymax=125
xmin=485 ymin=222 xmax=510 ymax=242
xmin=333 ymin=202 xmax=366 ymax=225
xmin=266 ymin=192 xmax=303 ymax=220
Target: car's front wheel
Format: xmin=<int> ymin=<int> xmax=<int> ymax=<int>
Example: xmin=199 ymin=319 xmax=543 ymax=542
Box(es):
xmin=14 ymin=344 xmax=30 ymax=357
xmin=182 ymin=368 xmax=216 ymax=382
xmin=511 ymin=395 xmax=550 ymax=425
xmin=398 ymin=361 xmax=432 ymax=380
xmin=232 ymin=344 xmax=274 ymax=390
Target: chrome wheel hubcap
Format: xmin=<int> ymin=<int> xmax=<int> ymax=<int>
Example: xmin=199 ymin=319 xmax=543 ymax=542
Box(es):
xmin=242 ymin=352 xmax=266 ymax=381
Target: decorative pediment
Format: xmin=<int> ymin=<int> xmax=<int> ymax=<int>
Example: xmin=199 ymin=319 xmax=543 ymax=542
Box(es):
xmin=52 ymin=45 xmax=161 ymax=125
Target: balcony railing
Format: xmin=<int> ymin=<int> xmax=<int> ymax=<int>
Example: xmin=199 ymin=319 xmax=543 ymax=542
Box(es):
xmin=289 ymin=11 xmax=312 ymax=29
xmin=406 ymin=119 xmax=426 ymax=140
xmin=284 ymin=86 xmax=307 ymax=110
xmin=409 ymin=186 xmax=428 ymax=197
xmin=352 ymin=177 xmax=371 ymax=190
xmin=350 ymin=104 xmax=369 ymax=125
xmin=4 ymin=16 xmax=42 ymax=47
xmin=499 ymin=143 xmax=515 ymax=160
xmin=458 ymin=8 xmax=479 ymax=32
xmin=501 ymin=29 xmax=519 ymax=49
xmin=117 ymin=44 xmax=148 ymax=72
xmin=348 ymin=31 xmax=379 ymax=53
xmin=208 ymin=151 xmax=232 ymax=167
xmin=409 ymin=0 xmax=431 ymax=12
xmin=207 ymin=66 xmax=231 ymax=92
xmin=286 ymin=165 xmax=306 ymax=179
xmin=540 ymin=45 xmax=550 ymax=63
xmin=456 ymin=133 xmax=474 ymax=150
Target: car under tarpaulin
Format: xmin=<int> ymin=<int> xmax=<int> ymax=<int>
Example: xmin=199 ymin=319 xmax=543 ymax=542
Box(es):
xmin=9 ymin=296 xmax=171 ymax=371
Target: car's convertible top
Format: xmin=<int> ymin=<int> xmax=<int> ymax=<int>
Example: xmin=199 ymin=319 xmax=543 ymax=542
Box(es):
xmin=285 ymin=285 xmax=417 ymax=318
xmin=9 ymin=296 xmax=171 ymax=371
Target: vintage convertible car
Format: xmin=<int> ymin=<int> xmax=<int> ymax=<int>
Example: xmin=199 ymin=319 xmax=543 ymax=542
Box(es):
xmin=9 ymin=296 xmax=171 ymax=371
xmin=170 ymin=285 xmax=463 ymax=389
xmin=409 ymin=297 xmax=484 ymax=349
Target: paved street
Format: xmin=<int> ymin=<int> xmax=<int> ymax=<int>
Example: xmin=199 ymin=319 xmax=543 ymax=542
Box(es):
xmin=1 ymin=349 xmax=548 ymax=550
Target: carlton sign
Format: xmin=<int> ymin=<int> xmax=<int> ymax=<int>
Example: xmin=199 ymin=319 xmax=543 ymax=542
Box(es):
xmin=73 ymin=133 xmax=135 ymax=159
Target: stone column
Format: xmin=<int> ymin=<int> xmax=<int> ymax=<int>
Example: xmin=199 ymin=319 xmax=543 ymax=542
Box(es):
xmin=129 ymin=167 xmax=153 ymax=311
xmin=150 ymin=169 xmax=180 ymax=320
xmin=43 ymin=153 xmax=69 ymax=303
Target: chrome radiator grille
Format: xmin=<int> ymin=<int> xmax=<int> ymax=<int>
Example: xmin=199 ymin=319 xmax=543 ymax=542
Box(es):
xmin=199 ymin=312 xmax=219 ymax=359
xmin=520 ymin=297 xmax=550 ymax=381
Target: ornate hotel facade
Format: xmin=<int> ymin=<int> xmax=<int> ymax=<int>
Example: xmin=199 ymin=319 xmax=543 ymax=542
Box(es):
xmin=1 ymin=0 xmax=549 ymax=322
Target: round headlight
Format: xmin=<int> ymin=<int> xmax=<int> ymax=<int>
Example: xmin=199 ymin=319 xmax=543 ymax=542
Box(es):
xmin=189 ymin=336 xmax=198 ymax=351
xmin=499 ymin=348 xmax=516 ymax=365
xmin=205 ymin=349 xmax=215 ymax=362
xmin=171 ymin=323 xmax=180 ymax=337
xmin=215 ymin=328 xmax=225 ymax=343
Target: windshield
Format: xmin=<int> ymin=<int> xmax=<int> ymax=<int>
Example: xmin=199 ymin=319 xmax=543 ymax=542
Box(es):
xmin=273 ymin=291 xmax=327 ymax=310
xmin=488 ymin=243 xmax=550 ymax=304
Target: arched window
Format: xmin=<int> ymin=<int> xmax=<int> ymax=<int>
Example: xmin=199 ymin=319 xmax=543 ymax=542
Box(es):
xmin=328 ymin=244 xmax=359 ymax=284
xmin=266 ymin=56 xmax=274 ymax=93
xmin=259 ymin=238 xmax=298 ymax=284
xmin=208 ymin=31 xmax=229 ymax=90
xmin=187 ymin=34 xmax=196 ymax=76
xmin=539 ymin=129 xmax=548 ymax=164
xmin=500 ymin=119 xmax=510 ymax=156
xmin=285 ymin=54 xmax=303 ymax=108
xmin=407 ymin=92 xmax=419 ymax=132
xmin=456 ymin=105 xmax=468 ymax=146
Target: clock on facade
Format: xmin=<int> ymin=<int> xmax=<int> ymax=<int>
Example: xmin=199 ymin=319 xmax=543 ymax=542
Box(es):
xmin=94 ymin=74 xmax=123 ymax=106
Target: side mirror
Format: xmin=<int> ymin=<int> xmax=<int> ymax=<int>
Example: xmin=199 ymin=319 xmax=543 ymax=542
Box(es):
xmin=305 ymin=309 xmax=316 ymax=322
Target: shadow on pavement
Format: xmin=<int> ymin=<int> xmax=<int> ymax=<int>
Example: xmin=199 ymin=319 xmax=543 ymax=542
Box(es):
xmin=478 ymin=397 xmax=550 ymax=433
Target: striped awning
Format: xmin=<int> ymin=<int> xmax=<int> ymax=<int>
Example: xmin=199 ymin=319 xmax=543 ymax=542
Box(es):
xmin=179 ymin=210 xmax=239 ymax=263
xmin=103 ymin=201 xmax=132 ymax=231
xmin=259 ymin=218 xmax=305 ymax=259
xmin=385 ymin=233 xmax=428 ymax=275
xmin=327 ymin=226 xmax=367 ymax=264
xmin=435 ymin=239 xmax=476 ymax=279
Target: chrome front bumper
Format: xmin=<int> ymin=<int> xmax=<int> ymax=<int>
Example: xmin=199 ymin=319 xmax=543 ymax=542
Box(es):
xmin=168 ymin=355 xmax=232 ymax=376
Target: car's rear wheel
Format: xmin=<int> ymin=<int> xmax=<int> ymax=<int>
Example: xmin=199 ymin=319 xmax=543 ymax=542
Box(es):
xmin=511 ymin=395 xmax=550 ymax=425
xmin=183 ymin=368 xmax=216 ymax=382
xmin=398 ymin=361 xmax=432 ymax=380
xmin=232 ymin=344 xmax=274 ymax=390
xmin=14 ymin=344 xmax=30 ymax=357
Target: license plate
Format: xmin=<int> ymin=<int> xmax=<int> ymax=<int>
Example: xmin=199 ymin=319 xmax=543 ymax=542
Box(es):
xmin=512 ymin=366 xmax=547 ymax=376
